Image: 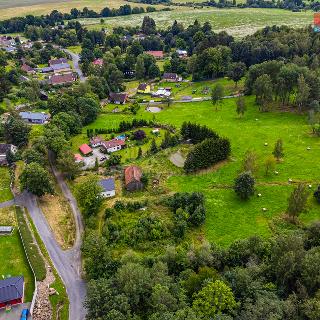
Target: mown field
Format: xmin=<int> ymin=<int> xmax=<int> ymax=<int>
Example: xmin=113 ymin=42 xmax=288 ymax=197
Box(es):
xmin=0 ymin=0 xmax=166 ymax=19
xmin=72 ymin=95 xmax=320 ymax=246
xmin=0 ymin=167 xmax=12 ymax=202
xmin=82 ymin=7 xmax=313 ymax=37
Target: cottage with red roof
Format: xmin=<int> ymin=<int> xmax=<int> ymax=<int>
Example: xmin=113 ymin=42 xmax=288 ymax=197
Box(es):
xmin=49 ymin=73 xmax=76 ymax=86
xmin=21 ymin=63 xmax=35 ymax=74
xmin=101 ymin=139 xmax=125 ymax=153
xmin=79 ymin=144 xmax=93 ymax=156
xmin=93 ymin=58 xmax=104 ymax=66
xmin=109 ymin=92 xmax=128 ymax=105
xmin=124 ymin=165 xmax=143 ymax=191
xmin=145 ymin=51 xmax=164 ymax=59
xmin=74 ymin=154 xmax=84 ymax=163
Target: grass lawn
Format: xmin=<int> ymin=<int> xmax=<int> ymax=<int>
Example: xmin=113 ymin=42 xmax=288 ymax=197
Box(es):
xmin=67 ymin=45 xmax=82 ymax=54
xmin=0 ymin=206 xmax=34 ymax=301
xmin=0 ymin=167 xmax=13 ymax=202
xmin=82 ymin=8 xmax=313 ymax=37
xmin=74 ymin=95 xmax=320 ymax=246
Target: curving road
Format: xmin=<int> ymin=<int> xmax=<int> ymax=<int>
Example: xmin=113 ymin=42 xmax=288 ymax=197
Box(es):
xmin=1 ymin=156 xmax=87 ymax=320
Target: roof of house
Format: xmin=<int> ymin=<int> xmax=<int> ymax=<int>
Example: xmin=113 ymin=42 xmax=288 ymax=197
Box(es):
xmin=49 ymin=73 xmax=76 ymax=85
xmin=109 ymin=92 xmax=128 ymax=103
xmin=21 ymin=64 xmax=33 ymax=72
xmin=41 ymin=66 xmax=53 ymax=72
xmin=99 ymin=178 xmax=115 ymax=192
xmin=124 ymin=165 xmax=142 ymax=186
xmin=79 ymin=144 xmax=92 ymax=155
xmin=0 ymin=226 xmax=13 ymax=233
xmin=74 ymin=153 xmax=83 ymax=161
xmin=102 ymin=139 xmax=125 ymax=149
xmin=176 ymin=49 xmax=188 ymax=55
xmin=137 ymin=83 xmax=148 ymax=91
xmin=49 ymin=58 xmax=68 ymax=65
xmin=51 ymin=63 xmax=70 ymax=71
xmin=163 ymin=72 xmax=178 ymax=80
xmin=90 ymin=136 xmax=104 ymax=145
xmin=145 ymin=51 xmax=164 ymax=58
xmin=93 ymin=58 xmax=104 ymax=66
xmin=0 ymin=144 xmax=13 ymax=155
xmin=19 ymin=111 xmax=49 ymax=122
xmin=0 ymin=276 xmax=24 ymax=304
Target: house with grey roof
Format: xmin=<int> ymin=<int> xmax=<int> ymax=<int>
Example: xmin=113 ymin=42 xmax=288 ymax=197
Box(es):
xmin=99 ymin=178 xmax=116 ymax=198
xmin=51 ymin=63 xmax=71 ymax=73
xmin=19 ymin=111 xmax=50 ymax=124
xmin=0 ymin=276 xmax=24 ymax=309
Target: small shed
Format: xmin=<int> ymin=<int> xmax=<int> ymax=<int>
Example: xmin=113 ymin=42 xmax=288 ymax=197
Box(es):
xmin=124 ymin=165 xmax=143 ymax=192
xmin=0 ymin=226 xmax=13 ymax=235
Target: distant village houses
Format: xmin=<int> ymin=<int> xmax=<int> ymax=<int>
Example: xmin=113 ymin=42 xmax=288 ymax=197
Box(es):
xmin=163 ymin=73 xmax=181 ymax=82
xmin=109 ymin=92 xmax=128 ymax=105
xmin=49 ymin=73 xmax=77 ymax=86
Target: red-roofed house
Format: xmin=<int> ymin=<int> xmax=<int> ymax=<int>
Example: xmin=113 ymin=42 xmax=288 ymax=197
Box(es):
xmin=21 ymin=63 xmax=35 ymax=74
xmin=101 ymin=139 xmax=125 ymax=153
xmin=74 ymin=154 xmax=84 ymax=163
xmin=145 ymin=51 xmax=164 ymax=59
xmin=49 ymin=73 xmax=76 ymax=86
xmin=79 ymin=144 xmax=93 ymax=156
xmin=124 ymin=165 xmax=143 ymax=191
xmin=93 ymin=58 xmax=104 ymax=66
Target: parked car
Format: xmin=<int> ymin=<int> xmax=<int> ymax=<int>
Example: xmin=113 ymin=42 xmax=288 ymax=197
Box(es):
xmin=20 ymin=309 xmax=29 ymax=319
xmin=100 ymin=156 xmax=107 ymax=161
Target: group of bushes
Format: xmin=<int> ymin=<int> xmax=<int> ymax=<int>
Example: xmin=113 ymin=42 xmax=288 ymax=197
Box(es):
xmin=16 ymin=207 xmax=46 ymax=281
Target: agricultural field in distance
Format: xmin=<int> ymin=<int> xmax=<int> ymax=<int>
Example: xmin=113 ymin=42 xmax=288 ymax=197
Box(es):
xmin=82 ymin=7 xmax=313 ymax=37
xmin=0 ymin=0 xmax=165 ymax=20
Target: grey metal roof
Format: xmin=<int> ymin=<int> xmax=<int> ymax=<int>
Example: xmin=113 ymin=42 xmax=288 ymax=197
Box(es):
xmin=19 ymin=112 xmax=49 ymax=121
xmin=0 ymin=276 xmax=24 ymax=303
xmin=51 ymin=63 xmax=70 ymax=71
xmin=99 ymin=178 xmax=115 ymax=192
xmin=0 ymin=144 xmax=11 ymax=154
xmin=0 ymin=226 xmax=13 ymax=233
xmin=41 ymin=66 xmax=53 ymax=72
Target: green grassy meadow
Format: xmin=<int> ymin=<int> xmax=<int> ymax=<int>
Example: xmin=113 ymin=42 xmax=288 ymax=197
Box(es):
xmin=0 ymin=167 xmax=13 ymax=202
xmin=81 ymin=8 xmax=313 ymax=37
xmin=72 ymin=95 xmax=320 ymax=246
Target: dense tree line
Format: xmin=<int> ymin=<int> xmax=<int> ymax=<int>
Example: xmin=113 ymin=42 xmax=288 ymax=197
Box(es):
xmin=83 ymin=223 xmax=320 ymax=320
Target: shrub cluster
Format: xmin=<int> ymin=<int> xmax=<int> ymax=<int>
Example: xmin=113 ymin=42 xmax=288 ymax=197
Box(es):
xmin=184 ymin=137 xmax=231 ymax=172
xmin=16 ymin=207 xmax=46 ymax=281
xmin=181 ymin=122 xmax=219 ymax=144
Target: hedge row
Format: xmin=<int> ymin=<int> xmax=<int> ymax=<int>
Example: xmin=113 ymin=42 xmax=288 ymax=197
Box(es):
xmin=16 ymin=207 xmax=46 ymax=281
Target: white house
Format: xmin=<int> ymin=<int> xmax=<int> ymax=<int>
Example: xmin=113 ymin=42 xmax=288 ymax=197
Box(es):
xmin=90 ymin=136 xmax=104 ymax=148
xmin=101 ymin=139 xmax=126 ymax=153
xmin=99 ymin=178 xmax=116 ymax=198
xmin=0 ymin=144 xmax=17 ymax=166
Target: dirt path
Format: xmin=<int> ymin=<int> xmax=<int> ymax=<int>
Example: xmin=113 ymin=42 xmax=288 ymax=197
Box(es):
xmin=169 ymin=151 xmax=186 ymax=167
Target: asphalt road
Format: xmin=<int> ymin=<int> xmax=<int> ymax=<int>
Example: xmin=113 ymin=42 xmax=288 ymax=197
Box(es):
xmin=62 ymin=48 xmax=86 ymax=82
xmin=15 ymin=191 xmax=87 ymax=320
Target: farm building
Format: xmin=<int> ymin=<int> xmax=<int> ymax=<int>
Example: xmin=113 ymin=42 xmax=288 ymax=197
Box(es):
xmin=163 ymin=73 xmax=181 ymax=82
xmin=79 ymin=144 xmax=93 ymax=156
xmin=51 ymin=63 xmax=71 ymax=73
xmin=0 ymin=276 xmax=24 ymax=309
xmin=0 ymin=226 xmax=13 ymax=235
xmin=93 ymin=58 xmax=104 ymax=66
xmin=90 ymin=136 xmax=105 ymax=148
xmin=137 ymin=83 xmax=151 ymax=94
xmin=49 ymin=73 xmax=76 ymax=86
xmin=49 ymin=58 xmax=68 ymax=66
xmin=99 ymin=178 xmax=116 ymax=198
xmin=74 ymin=154 xmax=84 ymax=163
xmin=152 ymin=88 xmax=171 ymax=97
xmin=21 ymin=64 xmax=35 ymax=74
xmin=0 ymin=144 xmax=17 ymax=166
xmin=101 ymin=139 xmax=126 ymax=153
xmin=145 ymin=51 xmax=164 ymax=59
xmin=19 ymin=111 xmax=50 ymax=124
xmin=109 ymin=92 xmax=128 ymax=105
xmin=124 ymin=165 xmax=143 ymax=191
